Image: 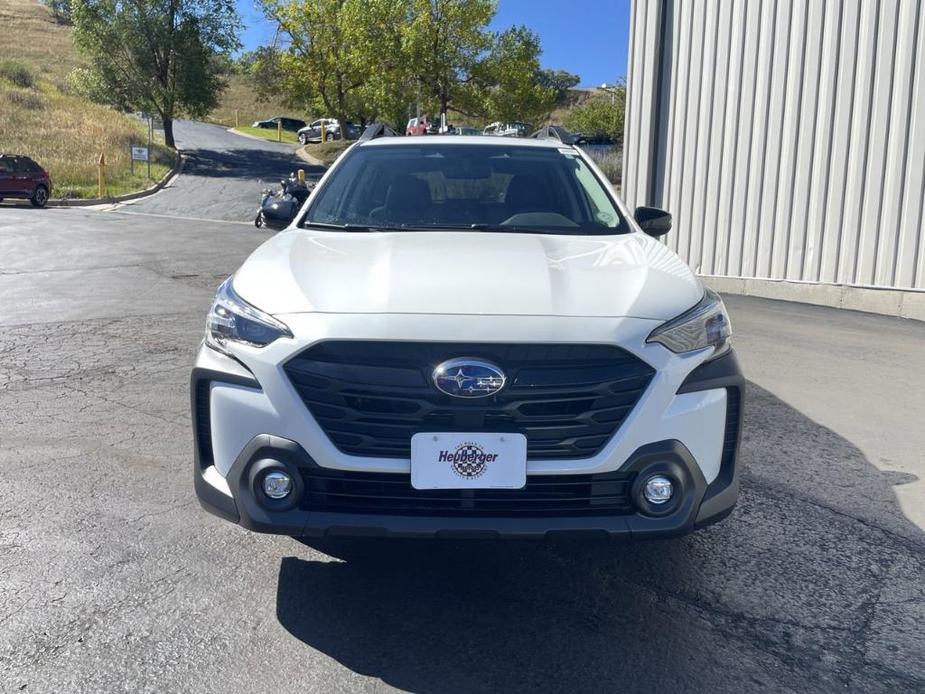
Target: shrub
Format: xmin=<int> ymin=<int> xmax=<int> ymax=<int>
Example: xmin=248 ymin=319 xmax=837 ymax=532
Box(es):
xmin=0 ymin=60 xmax=36 ymax=89
xmin=565 ymin=89 xmax=625 ymax=144
xmin=6 ymin=89 xmax=44 ymax=109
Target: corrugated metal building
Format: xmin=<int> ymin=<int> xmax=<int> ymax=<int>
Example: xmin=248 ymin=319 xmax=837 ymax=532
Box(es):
xmin=622 ymin=0 xmax=925 ymax=319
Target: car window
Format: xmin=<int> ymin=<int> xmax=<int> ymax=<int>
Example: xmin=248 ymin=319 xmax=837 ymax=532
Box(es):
xmin=303 ymin=144 xmax=626 ymax=235
xmin=0 ymin=160 xmax=12 ymax=173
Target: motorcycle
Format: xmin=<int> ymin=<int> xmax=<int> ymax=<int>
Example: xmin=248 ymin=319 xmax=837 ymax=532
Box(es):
xmin=254 ymin=172 xmax=313 ymax=230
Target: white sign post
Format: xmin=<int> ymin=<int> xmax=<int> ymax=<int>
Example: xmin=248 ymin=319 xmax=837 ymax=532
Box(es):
xmin=130 ymin=145 xmax=150 ymax=178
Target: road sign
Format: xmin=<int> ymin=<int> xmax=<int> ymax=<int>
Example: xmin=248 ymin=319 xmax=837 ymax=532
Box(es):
xmin=131 ymin=146 xmax=149 ymax=162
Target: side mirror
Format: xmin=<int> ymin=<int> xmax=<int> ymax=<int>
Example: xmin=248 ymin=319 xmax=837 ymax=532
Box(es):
xmin=263 ymin=200 xmax=294 ymax=230
xmin=634 ymin=206 xmax=672 ymax=237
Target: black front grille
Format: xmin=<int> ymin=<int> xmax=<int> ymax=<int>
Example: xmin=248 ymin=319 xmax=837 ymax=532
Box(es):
xmin=300 ymin=467 xmax=636 ymax=516
xmin=283 ymin=341 xmax=655 ymax=460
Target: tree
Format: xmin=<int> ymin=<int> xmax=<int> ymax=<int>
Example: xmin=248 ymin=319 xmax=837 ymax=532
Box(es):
xmin=262 ymin=0 xmax=412 ymax=132
xmin=537 ymin=68 xmax=581 ymax=102
xmin=262 ymin=0 xmax=556 ymax=131
xmin=42 ymin=0 xmax=73 ymax=24
xmin=402 ymin=0 xmax=494 ymax=119
xmin=71 ymin=0 xmax=241 ymax=148
xmin=401 ymin=2 xmax=553 ymax=126
xmin=465 ymin=26 xmax=555 ymax=125
xmin=264 ymin=0 xmax=364 ymax=132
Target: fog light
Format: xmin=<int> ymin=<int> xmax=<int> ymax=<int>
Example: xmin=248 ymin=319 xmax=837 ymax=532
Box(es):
xmin=643 ymin=475 xmax=673 ymax=505
xmin=262 ymin=470 xmax=292 ymax=500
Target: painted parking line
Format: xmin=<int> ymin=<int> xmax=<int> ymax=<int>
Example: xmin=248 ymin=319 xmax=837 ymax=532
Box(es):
xmin=107 ymin=208 xmax=254 ymax=226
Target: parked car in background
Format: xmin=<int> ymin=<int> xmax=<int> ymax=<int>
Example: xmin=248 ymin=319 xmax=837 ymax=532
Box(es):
xmin=297 ymin=118 xmax=338 ymax=144
xmin=0 ymin=154 xmax=52 ymax=208
xmin=252 ymin=116 xmax=307 ymax=133
xmin=452 ymin=126 xmax=482 ymax=136
xmin=406 ymin=115 xmax=430 ymax=136
xmin=483 ymin=121 xmax=530 ymax=137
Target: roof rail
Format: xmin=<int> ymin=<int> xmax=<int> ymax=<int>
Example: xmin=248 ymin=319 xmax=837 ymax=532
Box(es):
xmin=529 ymin=125 xmax=563 ymax=141
xmin=529 ymin=125 xmax=587 ymax=146
xmin=358 ymin=122 xmax=400 ymax=142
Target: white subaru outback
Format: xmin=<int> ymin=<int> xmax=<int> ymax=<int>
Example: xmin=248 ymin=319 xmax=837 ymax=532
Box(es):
xmin=192 ymin=128 xmax=744 ymax=539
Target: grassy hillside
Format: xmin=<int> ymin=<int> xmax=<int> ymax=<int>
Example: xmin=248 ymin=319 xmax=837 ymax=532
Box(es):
xmin=207 ymin=74 xmax=303 ymax=128
xmin=0 ymin=0 xmax=173 ymax=199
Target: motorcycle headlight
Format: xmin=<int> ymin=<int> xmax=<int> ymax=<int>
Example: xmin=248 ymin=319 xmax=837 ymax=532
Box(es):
xmin=205 ymin=277 xmax=292 ymax=354
xmin=647 ymin=288 xmax=732 ymax=355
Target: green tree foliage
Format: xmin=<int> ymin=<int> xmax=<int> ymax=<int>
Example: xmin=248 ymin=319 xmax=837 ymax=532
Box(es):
xmin=403 ymin=0 xmax=494 ymax=117
xmin=71 ymin=0 xmax=241 ymax=147
xmin=262 ymin=0 xmax=555 ymax=131
xmin=42 ymin=0 xmax=73 ymax=24
xmin=466 ymin=25 xmax=556 ymax=124
xmin=262 ymin=0 xmax=404 ymax=133
xmin=564 ymin=84 xmax=625 ymax=143
xmin=537 ymin=68 xmax=581 ymax=102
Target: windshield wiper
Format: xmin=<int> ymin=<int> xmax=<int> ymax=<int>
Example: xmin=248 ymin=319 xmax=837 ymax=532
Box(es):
xmin=304 ymin=221 xmax=471 ymax=233
xmin=303 ymin=221 xmax=392 ymax=232
xmin=468 ymin=223 xmax=549 ymax=233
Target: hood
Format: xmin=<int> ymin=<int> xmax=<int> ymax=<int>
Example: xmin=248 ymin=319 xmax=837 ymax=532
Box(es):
xmin=232 ymin=230 xmax=703 ymax=320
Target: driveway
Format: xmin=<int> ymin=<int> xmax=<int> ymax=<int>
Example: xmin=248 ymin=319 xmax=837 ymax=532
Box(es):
xmin=0 ymin=132 xmax=923 ymax=692
xmin=116 ymin=120 xmax=324 ymax=223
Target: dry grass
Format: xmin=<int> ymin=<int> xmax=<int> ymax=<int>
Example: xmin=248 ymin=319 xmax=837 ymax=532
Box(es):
xmin=0 ymin=0 xmax=174 ymax=198
xmin=0 ymin=0 xmax=80 ymax=85
xmin=304 ymin=140 xmax=351 ymax=166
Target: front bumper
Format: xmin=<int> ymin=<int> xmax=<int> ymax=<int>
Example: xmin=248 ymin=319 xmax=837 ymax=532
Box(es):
xmin=192 ymin=337 xmax=744 ymax=539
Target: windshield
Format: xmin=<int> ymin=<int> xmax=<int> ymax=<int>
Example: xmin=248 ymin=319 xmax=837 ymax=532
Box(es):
xmin=301 ymin=143 xmax=627 ymax=235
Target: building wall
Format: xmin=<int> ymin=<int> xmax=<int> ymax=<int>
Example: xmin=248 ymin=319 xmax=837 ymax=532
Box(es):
xmin=623 ymin=0 xmax=925 ymax=302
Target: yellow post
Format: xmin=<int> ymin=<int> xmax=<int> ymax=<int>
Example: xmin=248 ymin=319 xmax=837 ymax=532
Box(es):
xmin=277 ymin=119 xmax=282 ymax=142
xmin=97 ymin=152 xmax=106 ymax=197
xmin=235 ymin=109 xmax=239 ymax=128
xmin=297 ymin=169 xmax=305 ymax=183
xmin=320 ymin=120 xmax=326 ymax=142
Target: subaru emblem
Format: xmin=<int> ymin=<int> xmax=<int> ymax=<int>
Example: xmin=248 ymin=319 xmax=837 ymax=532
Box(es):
xmin=432 ymin=358 xmax=506 ymax=398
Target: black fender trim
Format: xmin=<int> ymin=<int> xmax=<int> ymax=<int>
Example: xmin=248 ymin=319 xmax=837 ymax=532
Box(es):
xmin=190 ymin=365 xmax=262 ymax=524
xmin=675 ymin=349 xmax=745 ymax=527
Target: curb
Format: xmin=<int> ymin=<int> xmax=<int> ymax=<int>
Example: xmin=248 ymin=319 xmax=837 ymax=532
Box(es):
xmin=228 ymin=127 xmax=298 ymax=147
xmin=295 ymin=145 xmax=327 ymax=168
xmin=703 ymin=275 xmax=925 ymax=323
xmin=47 ymin=150 xmax=183 ymax=207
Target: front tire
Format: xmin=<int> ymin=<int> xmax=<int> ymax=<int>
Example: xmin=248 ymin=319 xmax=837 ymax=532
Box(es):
xmin=298 ymin=133 xmax=308 ymax=145
xmin=30 ymin=186 xmax=48 ymax=208
xmin=255 ymin=212 xmax=265 ymax=228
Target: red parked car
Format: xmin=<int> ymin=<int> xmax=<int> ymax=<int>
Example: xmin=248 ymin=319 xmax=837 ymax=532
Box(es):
xmin=405 ymin=115 xmax=430 ymax=136
xmin=0 ymin=154 xmax=52 ymax=208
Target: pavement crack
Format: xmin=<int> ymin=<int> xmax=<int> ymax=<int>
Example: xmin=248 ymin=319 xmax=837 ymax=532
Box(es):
xmin=744 ymin=474 xmax=925 ymax=553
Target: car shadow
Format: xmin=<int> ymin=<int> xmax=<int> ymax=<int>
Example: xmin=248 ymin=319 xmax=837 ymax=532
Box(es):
xmin=180 ymin=147 xmax=326 ymax=182
xmin=274 ymin=382 xmax=925 ymax=693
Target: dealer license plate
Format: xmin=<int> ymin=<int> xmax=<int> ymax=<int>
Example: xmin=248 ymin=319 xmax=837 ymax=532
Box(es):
xmin=410 ymin=432 xmax=527 ymax=490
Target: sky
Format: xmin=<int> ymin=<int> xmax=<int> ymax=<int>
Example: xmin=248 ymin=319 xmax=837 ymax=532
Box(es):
xmin=234 ymin=0 xmax=631 ymax=87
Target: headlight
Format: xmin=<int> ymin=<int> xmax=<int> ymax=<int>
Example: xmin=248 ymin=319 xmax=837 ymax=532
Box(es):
xmin=205 ymin=277 xmax=292 ymax=354
xmin=646 ymin=288 xmax=732 ymax=354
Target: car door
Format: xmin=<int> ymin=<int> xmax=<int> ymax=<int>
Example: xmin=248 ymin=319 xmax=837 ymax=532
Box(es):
xmin=9 ymin=158 xmax=32 ymax=195
xmin=0 ymin=159 xmax=13 ymax=194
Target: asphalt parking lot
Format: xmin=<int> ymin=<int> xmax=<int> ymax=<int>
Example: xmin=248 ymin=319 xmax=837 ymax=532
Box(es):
xmin=1 ymin=127 xmax=924 ymax=693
